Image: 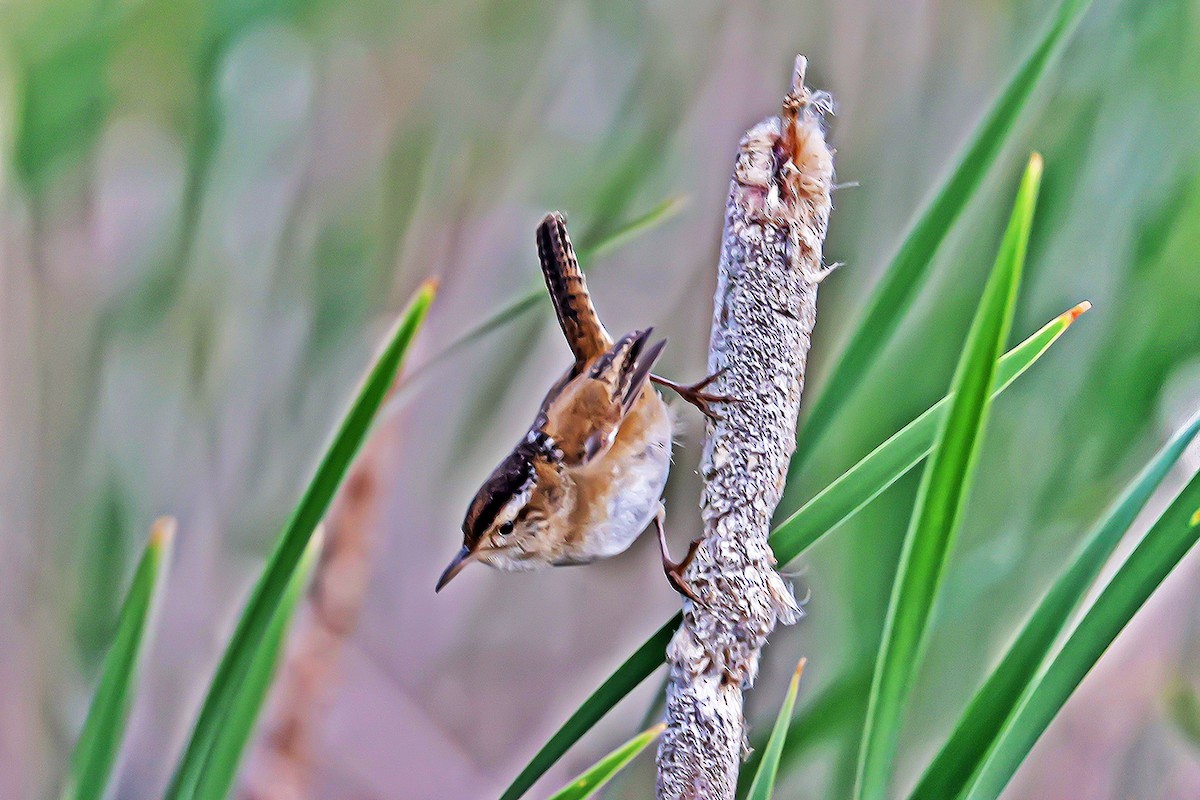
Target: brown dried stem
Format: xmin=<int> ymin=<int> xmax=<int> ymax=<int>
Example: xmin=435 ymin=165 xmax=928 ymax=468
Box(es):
xmin=655 ymin=55 xmax=834 ymax=799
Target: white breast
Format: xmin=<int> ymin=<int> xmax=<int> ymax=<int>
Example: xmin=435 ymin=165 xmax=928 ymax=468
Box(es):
xmin=568 ymin=396 xmax=673 ymax=563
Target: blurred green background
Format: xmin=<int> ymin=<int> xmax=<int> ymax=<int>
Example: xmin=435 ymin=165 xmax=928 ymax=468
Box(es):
xmin=2 ymin=0 xmax=1198 ymax=797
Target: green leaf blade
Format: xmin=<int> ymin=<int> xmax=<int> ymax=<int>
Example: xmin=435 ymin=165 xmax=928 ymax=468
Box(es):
xmin=963 ymin=469 xmax=1200 ymax=800
xmin=908 ymin=409 xmax=1200 ymax=800
xmin=62 ymin=517 xmax=175 ymax=800
xmin=192 ymin=529 xmax=324 ymax=800
xmin=414 ymin=196 xmax=686 ymax=373
xmin=501 ymin=298 xmax=1088 ymax=800
xmin=546 ymin=724 xmax=665 ymax=800
xmin=745 ymin=659 xmax=808 ymax=800
xmin=794 ymin=0 xmax=1094 ymax=464
xmin=770 ymin=299 xmax=1090 ymax=566
xmin=498 ymin=617 xmax=678 ymax=800
xmin=854 ymin=156 xmax=1041 ymax=800
xmin=579 ymin=194 xmax=688 ymax=260
xmin=165 ymin=280 xmax=436 ymax=800
xmin=740 ymin=663 xmax=875 ymax=798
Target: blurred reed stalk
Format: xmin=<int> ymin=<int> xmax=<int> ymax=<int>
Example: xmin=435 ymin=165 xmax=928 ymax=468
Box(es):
xmin=237 ymin=386 xmax=407 ymax=800
xmin=656 ymin=56 xmax=834 ymax=799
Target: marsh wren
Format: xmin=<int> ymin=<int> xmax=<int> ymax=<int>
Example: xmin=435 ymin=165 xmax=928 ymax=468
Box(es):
xmin=436 ymin=212 xmax=730 ymax=597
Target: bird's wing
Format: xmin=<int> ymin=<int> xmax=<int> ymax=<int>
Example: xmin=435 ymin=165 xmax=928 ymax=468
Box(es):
xmin=541 ymin=329 xmax=666 ymax=466
xmin=536 ymin=212 xmax=613 ymax=363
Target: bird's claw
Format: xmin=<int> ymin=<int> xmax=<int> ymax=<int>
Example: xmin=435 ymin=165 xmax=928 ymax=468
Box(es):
xmin=664 ymin=538 xmax=704 ymax=604
xmin=655 ymin=505 xmax=705 ymax=605
xmin=652 ymin=370 xmax=739 ymax=422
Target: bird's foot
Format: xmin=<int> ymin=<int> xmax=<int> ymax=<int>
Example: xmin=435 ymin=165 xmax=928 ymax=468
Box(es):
xmin=651 ymin=370 xmax=738 ymax=422
xmin=655 ymin=505 xmax=704 ymax=604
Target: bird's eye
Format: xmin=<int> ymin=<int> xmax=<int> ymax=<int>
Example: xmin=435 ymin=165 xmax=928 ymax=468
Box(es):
xmin=498 ymin=521 xmax=515 ymax=536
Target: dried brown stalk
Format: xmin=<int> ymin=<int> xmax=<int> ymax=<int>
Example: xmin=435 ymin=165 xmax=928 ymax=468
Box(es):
xmin=656 ymin=55 xmax=834 ymax=799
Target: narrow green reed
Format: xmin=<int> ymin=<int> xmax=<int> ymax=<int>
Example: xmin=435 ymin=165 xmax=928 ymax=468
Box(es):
xmin=500 ymin=292 xmax=1087 ymax=800
xmin=61 ymin=519 xmax=174 ymax=800
xmin=854 ymin=156 xmax=1040 ymax=800
xmin=165 ymin=281 xmax=435 ymax=800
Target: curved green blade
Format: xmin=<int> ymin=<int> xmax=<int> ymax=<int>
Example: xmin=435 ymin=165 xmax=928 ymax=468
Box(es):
xmin=741 ymin=663 xmax=874 ymax=797
xmin=793 ymin=0 xmax=1095 ymax=466
xmin=962 ymin=469 xmax=1200 ymax=800
xmin=908 ymin=409 xmax=1200 ymax=800
xmin=409 ymin=195 xmax=686 ymax=376
xmin=498 ymin=618 xmax=678 ymax=800
xmin=770 ymin=298 xmax=1088 ymax=567
xmin=582 ymin=195 xmax=689 ymax=260
xmin=500 ymin=296 xmax=1087 ymax=799
xmin=854 ymin=155 xmax=1040 ymax=800
xmin=61 ymin=518 xmax=175 ymax=800
xmin=745 ymin=659 xmax=808 ymax=800
xmin=165 ymin=280 xmax=436 ymax=800
xmin=192 ymin=529 xmax=324 ymax=800
xmin=546 ymin=723 xmax=665 ymax=800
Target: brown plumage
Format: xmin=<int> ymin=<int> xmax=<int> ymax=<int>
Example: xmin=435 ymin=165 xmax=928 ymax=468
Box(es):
xmin=437 ymin=212 xmax=726 ymax=596
xmin=534 ymin=211 xmax=611 ymax=363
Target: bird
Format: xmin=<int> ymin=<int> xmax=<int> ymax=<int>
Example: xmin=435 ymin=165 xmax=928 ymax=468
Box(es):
xmin=435 ymin=211 xmax=731 ymax=597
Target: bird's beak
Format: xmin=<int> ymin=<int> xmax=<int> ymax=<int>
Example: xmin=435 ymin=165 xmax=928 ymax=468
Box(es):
xmin=436 ymin=545 xmax=473 ymax=592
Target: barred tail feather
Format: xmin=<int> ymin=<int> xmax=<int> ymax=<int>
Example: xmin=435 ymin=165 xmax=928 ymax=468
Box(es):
xmin=536 ymin=212 xmax=611 ymax=361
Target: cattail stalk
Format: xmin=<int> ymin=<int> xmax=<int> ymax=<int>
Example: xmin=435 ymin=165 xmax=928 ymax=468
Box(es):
xmin=656 ymin=55 xmax=834 ymax=799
